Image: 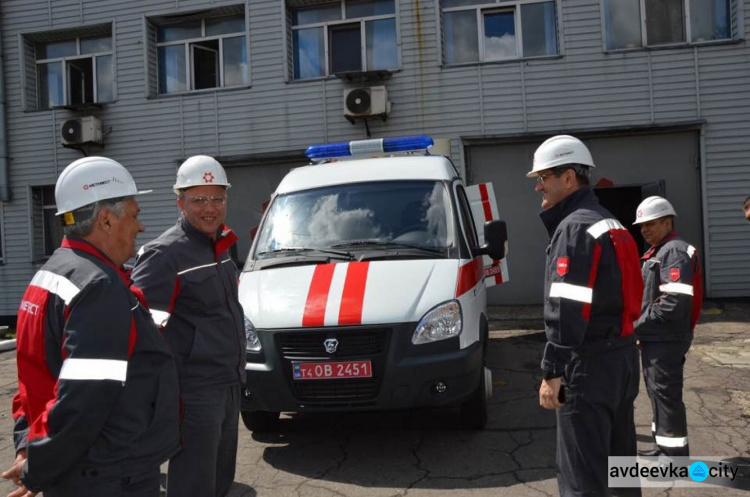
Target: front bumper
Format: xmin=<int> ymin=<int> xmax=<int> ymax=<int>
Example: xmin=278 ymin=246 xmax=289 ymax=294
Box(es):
xmin=242 ymin=322 xmax=482 ymax=413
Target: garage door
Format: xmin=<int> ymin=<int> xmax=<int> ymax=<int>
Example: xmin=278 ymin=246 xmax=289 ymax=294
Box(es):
xmin=466 ymin=130 xmax=702 ymax=305
xmin=225 ymin=158 xmax=307 ymax=264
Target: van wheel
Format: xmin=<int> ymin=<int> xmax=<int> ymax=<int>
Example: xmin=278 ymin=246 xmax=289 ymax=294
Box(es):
xmin=241 ymin=410 xmax=280 ymax=433
xmin=459 ymin=366 xmax=491 ymax=430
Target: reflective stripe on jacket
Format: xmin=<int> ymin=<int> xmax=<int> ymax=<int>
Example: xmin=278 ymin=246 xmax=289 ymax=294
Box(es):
xmin=635 ymin=232 xmax=703 ymax=342
xmin=539 ymin=188 xmax=643 ymax=378
xmin=131 ymin=218 xmax=246 ymax=389
xmin=12 ymin=237 xmax=180 ymax=493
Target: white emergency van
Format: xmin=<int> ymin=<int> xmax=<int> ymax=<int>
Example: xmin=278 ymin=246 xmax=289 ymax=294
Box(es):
xmin=238 ymin=135 xmax=509 ymax=431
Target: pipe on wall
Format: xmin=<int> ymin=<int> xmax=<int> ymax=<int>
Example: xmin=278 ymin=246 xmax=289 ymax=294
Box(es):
xmin=0 ymin=19 xmax=9 ymax=202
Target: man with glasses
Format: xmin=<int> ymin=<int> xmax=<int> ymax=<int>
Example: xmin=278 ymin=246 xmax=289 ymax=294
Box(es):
xmin=131 ymin=155 xmax=245 ymax=497
xmin=633 ymin=196 xmax=702 ymax=458
xmin=529 ymin=135 xmax=643 ymax=496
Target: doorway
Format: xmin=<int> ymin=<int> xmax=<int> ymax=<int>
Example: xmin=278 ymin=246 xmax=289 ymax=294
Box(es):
xmin=594 ymin=180 xmax=665 ymax=254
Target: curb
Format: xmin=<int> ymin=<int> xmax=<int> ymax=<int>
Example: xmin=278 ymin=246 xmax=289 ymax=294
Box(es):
xmin=0 ymin=339 xmax=16 ymax=352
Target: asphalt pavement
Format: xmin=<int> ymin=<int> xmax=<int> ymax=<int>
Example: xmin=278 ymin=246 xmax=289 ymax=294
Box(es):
xmin=0 ymin=302 xmax=748 ymax=496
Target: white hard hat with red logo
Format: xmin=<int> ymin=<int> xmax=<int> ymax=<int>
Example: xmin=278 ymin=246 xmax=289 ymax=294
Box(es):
xmin=173 ymin=155 xmax=231 ymax=194
xmin=633 ymin=196 xmax=677 ymax=225
xmin=527 ymin=135 xmax=596 ymax=177
xmin=55 ymin=156 xmax=151 ymax=217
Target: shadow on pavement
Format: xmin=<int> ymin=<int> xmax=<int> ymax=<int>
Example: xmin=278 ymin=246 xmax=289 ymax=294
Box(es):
xmin=252 ymin=331 xmax=558 ymax=490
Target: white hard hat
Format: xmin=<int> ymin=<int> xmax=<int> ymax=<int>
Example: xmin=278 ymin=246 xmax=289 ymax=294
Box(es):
xmin=527 ymin=135 xmax=596 ymax=177
xmin=173 ymin=155 xmax=231 ymax=194
xmin=633 ymin=196 xmax=677 ymax=225
xmin=55 ymin=156 xmax=151 ymax=217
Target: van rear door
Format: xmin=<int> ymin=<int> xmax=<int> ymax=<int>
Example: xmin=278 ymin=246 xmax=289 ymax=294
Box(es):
xmin=466 ymin=183 xmax=509 ymax=288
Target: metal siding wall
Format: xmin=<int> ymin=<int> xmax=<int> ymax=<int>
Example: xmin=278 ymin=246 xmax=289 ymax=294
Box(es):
xmin=697 ymin=42 xmax=750 ymax=297
xmin=0 ymin=0 xmax=748 ymax=316
xmin=469 ymin=131 xmax=702 ymax=305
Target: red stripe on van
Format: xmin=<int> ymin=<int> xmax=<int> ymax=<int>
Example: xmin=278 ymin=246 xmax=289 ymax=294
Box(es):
xmin=339 ymin=262 xmax=370 ymax=325
xmin=456 ymin=257 xmax=483 ymax=298
xmin=302 ymin=264 xmax=336 ymax=327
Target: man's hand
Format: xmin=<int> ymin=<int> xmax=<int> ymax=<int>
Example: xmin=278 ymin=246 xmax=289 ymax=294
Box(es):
xmin=2 ymin=449 xmax=35 ymax=496
xmin=2 ymin=450 xmax=26 ymax=486
xmin=7 ymin=486 xmax=35 ymax=497
xmin=539 ymin=376 xmax=564 ymax=410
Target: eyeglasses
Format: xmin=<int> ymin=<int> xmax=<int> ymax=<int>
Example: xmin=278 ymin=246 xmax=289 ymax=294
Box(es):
xmin=536 ymin=172 xmax=558 ymax=184
xmin=185 ymin=195 xmax=227 ymax=207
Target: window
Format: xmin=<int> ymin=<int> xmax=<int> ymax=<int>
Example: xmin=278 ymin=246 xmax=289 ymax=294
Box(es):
xmin=154 ymin=12 xmax=249 ymax=94
xmin=442 ymin=0 xmax=558 ymax=65
xmin=456 ymin=185 xmax=479 ymax=250
xmin=23 ymin=25 xmax=113 ymax=110
xmin=603 ymin=0 xmax=733 ymax=50
xmin=32 ymin=186 xmax=64 ymax=260
xmin=290 ymin=0 xmax=399 ymax=80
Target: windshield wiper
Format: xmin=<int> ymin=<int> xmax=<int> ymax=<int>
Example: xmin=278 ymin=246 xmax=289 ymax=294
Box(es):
xmin=332 ymin=240 xmax=446 ymax=255
xmin=257 ymin=247 xmax=354 ymax=259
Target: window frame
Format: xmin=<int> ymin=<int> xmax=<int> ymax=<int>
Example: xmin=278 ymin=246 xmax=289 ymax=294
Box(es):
xmin=601 ymin=0 xmax=740 ymax=52
xmin=20 ymin=23 xmax=115 ymax=111
xmin=454 ymin=183 xmax=480 ymax=255
xmin=29 ymin=184 xmax=63 ymax=262
xmin=439 ymin=0 xmax=561 ymax=67
xmin=287 ymin=0 xmax=401 ymax=81
xmin=155 ymin=18 xmax=248 ymax=94
xmin=146 ymin=5 xmax=251 ymax=97
xmin=35 ymin=38 xmax=113 ymax=108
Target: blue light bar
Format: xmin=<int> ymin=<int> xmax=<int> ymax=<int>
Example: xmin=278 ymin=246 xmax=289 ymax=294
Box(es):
xmin=306 ymin=135 xmax=434 ymax=160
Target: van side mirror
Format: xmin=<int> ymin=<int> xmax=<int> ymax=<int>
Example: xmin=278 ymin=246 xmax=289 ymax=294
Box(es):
xmin=475 ymin=220 xmax=508 ymax=260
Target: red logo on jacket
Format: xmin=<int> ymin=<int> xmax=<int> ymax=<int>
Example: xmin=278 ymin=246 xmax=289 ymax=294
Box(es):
xmin=557 ymin=257 xmax=570 ymax=277
xmin=669 ymin=268 xmax=680 ymax=281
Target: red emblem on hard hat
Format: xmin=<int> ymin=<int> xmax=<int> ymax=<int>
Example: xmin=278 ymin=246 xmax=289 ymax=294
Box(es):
xmin=669 ymin=268 xmax=680 ymax=282
xmin=636 ymin=210 xmax=643 ymax=219
xmin=203 ymin=172 xmax=214 ymax=183
xmin=557 ymin=257 xmax=570 ymax=277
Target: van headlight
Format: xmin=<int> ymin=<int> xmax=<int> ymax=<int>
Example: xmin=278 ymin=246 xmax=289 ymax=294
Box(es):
xmin=245 ymin=316 xmax=261 ymax=352
xmin=412 ymin=301 xmax=462 ymax=345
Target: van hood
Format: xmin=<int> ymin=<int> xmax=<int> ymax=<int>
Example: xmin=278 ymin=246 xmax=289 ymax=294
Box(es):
xmin=238 ymin=260 xmax=459 ymax=329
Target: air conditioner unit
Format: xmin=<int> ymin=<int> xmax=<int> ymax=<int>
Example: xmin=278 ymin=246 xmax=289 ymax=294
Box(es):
xmin=61 ymin=116 xmax=102 ymax=146
xmin=344 ymin=86 xmax=390 ymax=118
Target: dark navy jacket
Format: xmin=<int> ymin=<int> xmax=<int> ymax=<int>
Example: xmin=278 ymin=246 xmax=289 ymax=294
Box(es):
xmin=13 ymin=237 xmax=180 ymax=493
xmin=635 ymin=232 xmax=703 ymax=342
xmin=131 ymin=218 xmax=246 ymax=390
xmin=539 ymin=188 xmax=643 ymax=378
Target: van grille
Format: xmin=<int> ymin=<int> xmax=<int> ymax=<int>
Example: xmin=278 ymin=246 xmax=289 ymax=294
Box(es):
xmin=277 ymin=327 xmax=390 ymax=404
xmin=294 ymin=378 xmax=378 ymax=402
xmin=278 ymin=329 xmax=387 ymax=360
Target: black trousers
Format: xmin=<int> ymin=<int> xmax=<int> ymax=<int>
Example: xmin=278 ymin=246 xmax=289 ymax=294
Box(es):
xmin=45 ymin=465 xmax=160 ymax=497
xmin=557 ymin=343 xmax=641 ymax=497
xmin=640 ymin=340 xmax=691 ymax=457
xmin=167 ymin=384 xmax=240 ymax=497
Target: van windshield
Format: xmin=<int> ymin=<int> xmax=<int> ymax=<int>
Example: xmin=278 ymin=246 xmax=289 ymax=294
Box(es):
xmin=254 ymin=180 xmax=454 ymax=258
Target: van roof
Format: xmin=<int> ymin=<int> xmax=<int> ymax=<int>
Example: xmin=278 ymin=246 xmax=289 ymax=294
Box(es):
xmin=276 ymin=155 xmax=458 ymax=195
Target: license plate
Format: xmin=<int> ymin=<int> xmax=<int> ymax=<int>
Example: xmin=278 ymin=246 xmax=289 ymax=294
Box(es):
xmin=293 ymin=360 xmax=372 ymax=380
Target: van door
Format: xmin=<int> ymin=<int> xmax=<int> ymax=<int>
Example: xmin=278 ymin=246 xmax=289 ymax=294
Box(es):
xmin=465 ymin=183 xmax=510 ymax=288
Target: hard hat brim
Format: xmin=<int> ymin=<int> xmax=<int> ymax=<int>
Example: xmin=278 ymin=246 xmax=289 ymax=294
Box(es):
xmin=632 ymin=212 xmax=678 ymax=225
xmin=55 ymin=189 xmax=153 ymax=216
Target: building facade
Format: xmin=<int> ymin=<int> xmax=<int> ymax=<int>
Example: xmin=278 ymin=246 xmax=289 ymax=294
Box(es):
xmin=0 ymin=0 xmax=748 ymax=318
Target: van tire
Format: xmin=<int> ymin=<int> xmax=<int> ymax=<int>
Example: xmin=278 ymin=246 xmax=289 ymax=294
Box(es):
xmin=241 ymin=410 xmax=280 ymax=433
xmin=459 ymin=365 xmax=490 ymax=430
